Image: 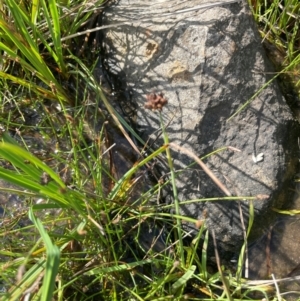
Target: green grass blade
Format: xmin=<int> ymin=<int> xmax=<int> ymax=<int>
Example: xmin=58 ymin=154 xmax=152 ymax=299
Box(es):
xmin=0 ymin=4 xmax=69 ymax=102
xmin=0 ymin=140 xmax=87 ymax=210
xmin=201 ymin=229 xmax=209 ymax=280
xmin=0 ymin=8 xmax=50 ymax=76
xmin=171 ymin=265 xmax=196 ymax=293
xmin=0 ymin=70 xmax=57 ymax=99
xmin=31 ymin=0 xmax=39 ymax=24
xmin=29 ymin=208 xmax=60 ymax=301
xmin=0 ymin=141 xmax=66 ymax=188
xmin=159 ymin=112 xmax=184 ymax=263
xmin=108 ymin=144 xmax=168 ymax=199
xmin=0 ymin=166 xmax=43 ymax=192
xmin=2 ymin=259 xmax=46 ymax=301
xmin=236 ymin=201 xmax=254 ymax=282
xmin=85 ymin=259 xmax=154 ymax=276
xmin=41 ymin=0 xmax=65 ymax=73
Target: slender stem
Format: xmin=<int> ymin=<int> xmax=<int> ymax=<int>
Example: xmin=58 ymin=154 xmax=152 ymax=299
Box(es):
xmin=159 ymin=112 xmax=184 ymax=263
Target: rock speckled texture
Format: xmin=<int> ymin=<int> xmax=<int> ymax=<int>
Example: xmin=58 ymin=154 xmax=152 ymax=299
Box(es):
xmin=102 ymin=0 xmax=298 ymax=252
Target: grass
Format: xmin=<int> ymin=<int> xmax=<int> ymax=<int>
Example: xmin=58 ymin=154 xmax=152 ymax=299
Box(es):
xmin=0 ymin=0 xmax=299 ymax=300
xmin=249 ymin=0 xmax=300 ymax=101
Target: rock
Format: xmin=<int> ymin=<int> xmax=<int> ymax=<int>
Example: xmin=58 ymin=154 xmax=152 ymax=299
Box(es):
xmin=247 ymin=177 xmax=300 ymax=280
xmin=101 ymin=0 xmax=299 ymax=252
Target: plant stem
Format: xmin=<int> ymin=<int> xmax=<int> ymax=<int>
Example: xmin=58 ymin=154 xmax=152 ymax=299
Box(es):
xmin=159 ymin=112 xmax=184 ymax=263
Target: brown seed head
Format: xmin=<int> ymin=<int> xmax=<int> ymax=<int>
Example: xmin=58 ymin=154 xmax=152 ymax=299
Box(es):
xmin=144 ymin=92 xmax=167 ymax=111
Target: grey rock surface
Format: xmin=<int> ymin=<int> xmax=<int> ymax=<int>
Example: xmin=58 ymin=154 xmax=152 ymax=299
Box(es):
xmin=102 ymin=0 xmax=298 ymax=252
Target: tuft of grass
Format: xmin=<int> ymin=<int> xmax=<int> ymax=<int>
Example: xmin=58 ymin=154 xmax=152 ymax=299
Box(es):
xmin=249 ymin=0 xmax=300 ymax=97
xmin=0 ymin=0 xmax=105 ymax=104
xmin=230 ymin=0 xmax=299 ymax=120
xmin=0 ymin=110 xmax=276 ymax=300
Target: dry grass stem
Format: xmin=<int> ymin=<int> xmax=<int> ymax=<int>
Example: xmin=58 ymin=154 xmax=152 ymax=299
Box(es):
xmin=238 ymin=201 xmax=249 ymax=278
xmin=168 ymin=142 xmax=232 ymax=196
xmin=212 ymin=230 xmax=233 ymax=301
